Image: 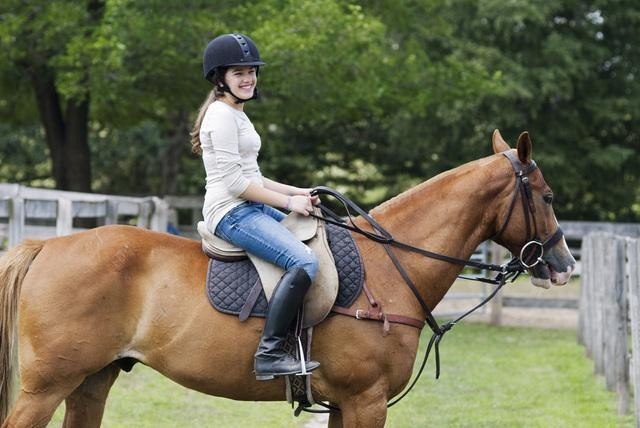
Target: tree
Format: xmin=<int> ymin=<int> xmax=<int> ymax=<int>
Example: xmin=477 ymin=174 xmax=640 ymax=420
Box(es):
xmin=0 ymin=0 xmax=213 ymax=193
xmin=1 ymin=0 xmax=638 ymax=220
xmin=0 ymin=1 xmax=106 ymax=191
xmin=357 ymin=0 xmax=640 ymax=220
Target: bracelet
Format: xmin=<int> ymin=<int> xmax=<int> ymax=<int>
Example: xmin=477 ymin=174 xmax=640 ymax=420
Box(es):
xmin=286 ymin=196 xmax=292 ymax=211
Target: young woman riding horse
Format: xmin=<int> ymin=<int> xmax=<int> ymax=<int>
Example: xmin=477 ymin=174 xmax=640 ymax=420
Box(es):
xmin=0 ymin=129 xmax=574 ymax=426
xmin=191 ymin=34 xmax=320 ymax=380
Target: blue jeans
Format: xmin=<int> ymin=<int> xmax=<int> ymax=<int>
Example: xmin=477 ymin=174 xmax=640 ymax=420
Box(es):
xmin=215 ymin=202 xmax=318 ymax=280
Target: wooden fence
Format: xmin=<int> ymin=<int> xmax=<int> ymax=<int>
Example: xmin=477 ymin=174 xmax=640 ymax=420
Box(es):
xmin=578 ymin=233 xmax=640 ymax=421
xmin=0 ymin=183 xmax=169 ymax=248
xmin=4 ymin=185 xmax=640 ymax=328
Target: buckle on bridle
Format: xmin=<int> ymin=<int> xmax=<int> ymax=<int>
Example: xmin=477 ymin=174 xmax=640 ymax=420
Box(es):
xmin=519 ymin=240 xmax=544 ymax=269
xmin=355 ymin=309 xmax=365 ymax=320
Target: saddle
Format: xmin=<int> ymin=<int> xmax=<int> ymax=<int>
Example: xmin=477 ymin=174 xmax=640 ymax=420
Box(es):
xmin=197 ymin=208 xmax=339 ymax=327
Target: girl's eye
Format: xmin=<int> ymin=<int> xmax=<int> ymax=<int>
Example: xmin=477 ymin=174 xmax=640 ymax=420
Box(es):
xmin=543 ymin=194 xmax=553 ymax=204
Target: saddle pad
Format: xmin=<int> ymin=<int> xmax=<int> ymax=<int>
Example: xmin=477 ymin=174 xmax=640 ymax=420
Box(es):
xmin=206 ymin=222 xmax=364 ymax=318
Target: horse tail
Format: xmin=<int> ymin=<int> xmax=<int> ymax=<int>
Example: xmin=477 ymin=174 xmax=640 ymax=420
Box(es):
xmin=0 ymin=240 xmax=44 ymax=422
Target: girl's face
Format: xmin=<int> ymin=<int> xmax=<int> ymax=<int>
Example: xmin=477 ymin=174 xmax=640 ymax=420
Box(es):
xmin=223 ymin=66 xmax=257 ymax=100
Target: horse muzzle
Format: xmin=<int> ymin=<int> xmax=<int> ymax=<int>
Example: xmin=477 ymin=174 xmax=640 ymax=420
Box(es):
xmin=528 ymin=242 xmax=576 ymax=289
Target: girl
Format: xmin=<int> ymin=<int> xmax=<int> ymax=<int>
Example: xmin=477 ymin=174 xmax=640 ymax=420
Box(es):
xmin=190 ymin=34 xmax=320 ymax=380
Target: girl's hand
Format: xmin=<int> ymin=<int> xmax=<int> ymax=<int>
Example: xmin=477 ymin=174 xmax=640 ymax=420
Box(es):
xmin=295 ymin=188 xmax=321 ymax=206
xmin=287 ymin=194 xmax=314 ymax=216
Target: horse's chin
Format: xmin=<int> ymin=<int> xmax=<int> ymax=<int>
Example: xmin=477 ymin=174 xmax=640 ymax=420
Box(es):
xmin=530 ymin=263 xmax=571 ymax=289
xmin=531 ymin=276 xmax=552 ymax=289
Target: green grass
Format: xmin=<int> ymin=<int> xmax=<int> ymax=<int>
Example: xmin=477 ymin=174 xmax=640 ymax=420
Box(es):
xmin=386 ymin=323 xmax=633 ymax=428
xmin=49 ymin=323 xmax=632 ymax=427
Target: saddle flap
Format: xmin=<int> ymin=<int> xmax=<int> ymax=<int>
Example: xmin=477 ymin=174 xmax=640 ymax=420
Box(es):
xmin=249 ymin=215 xmax=338 ymax=328
xmin=281 ymin=211 xmax=318 ymax=242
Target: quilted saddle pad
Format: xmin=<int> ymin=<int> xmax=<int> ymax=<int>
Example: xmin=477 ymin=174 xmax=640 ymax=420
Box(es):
xmin=206 ymin=222 xmax=364 ymax=319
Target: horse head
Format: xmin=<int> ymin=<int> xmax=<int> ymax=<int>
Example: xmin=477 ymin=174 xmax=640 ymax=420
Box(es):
xmin=490 ymin=129 xmax=575 ymax=289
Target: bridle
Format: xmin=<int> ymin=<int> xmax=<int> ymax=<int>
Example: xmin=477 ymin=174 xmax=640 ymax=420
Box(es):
xmin=492 ymin=150 xmax=565 ymax=269
xmin=305 ymin=151 xmax=566 ymax=413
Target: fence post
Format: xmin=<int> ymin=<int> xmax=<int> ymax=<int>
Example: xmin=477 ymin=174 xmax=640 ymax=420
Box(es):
xmin=593 ymin=234 xmax=606 ymax=375
xmin=626 ymin=238 xmax=640 ymax=425
xmin=8 ymin=196 xmax=24 ymax=248
xmin=137 ymin=201 xmax=151 ymax=229
xmin=489 ymin=242 xmax=504 ymax=326
xmin=578 ymin=234 xmax=591 ymax=349
xmin=603 ymin=236 xmax=629 ymax=414
xmin=56 ymin=198 xmax=73 ymax=236
xmin=150 ymin=197 xmax=169 ymax=232
xmin=105 ymin=200 xmax=119 ymax=225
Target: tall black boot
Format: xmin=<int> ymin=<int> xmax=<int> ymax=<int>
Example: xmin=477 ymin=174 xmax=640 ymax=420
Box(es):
xmin=254 ymin=268 xmax=320 ymax=380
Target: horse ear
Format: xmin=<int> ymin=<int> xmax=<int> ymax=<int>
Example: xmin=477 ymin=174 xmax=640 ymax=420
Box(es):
xmin=492 ymin=129 xmax=510 ymax=153
xmin=516 ymin=131 xmax=532 ymax=163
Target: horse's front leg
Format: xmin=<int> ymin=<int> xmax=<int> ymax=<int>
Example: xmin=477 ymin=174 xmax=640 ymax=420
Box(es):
xmin=327 ymin=390 xmax=388 ymax=428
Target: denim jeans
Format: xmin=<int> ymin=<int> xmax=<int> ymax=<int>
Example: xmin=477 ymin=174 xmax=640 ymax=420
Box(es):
xmin=215 ymin=202 xmax=318 ymax=280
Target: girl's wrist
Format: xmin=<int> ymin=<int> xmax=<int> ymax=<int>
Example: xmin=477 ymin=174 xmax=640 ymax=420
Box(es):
xmin=289 ymin=186 xmax=300 ymax=196
xmin=286 ymin=195 xmax=293 ymax=211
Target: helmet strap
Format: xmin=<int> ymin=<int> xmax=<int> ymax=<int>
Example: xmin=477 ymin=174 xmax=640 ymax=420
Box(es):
xmin=218 ymin=82 xmax=258 ymax=104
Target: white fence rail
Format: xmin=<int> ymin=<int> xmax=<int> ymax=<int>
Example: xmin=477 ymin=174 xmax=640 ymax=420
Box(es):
xmin=578 ymin=233 xmax=640 ymax=420
xmin=0 ymin=183 xmax=169 ymax=248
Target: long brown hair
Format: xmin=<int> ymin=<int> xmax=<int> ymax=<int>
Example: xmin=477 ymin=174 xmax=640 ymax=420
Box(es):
xmin=190 ymin=89 xmax=217 ymax=155
xmin=190 ymin=69 xmax=227 ymax=155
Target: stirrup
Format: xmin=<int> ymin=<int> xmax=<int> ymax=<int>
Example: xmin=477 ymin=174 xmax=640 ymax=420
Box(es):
xmin=254 ymin=360 xmax=319 ymax=381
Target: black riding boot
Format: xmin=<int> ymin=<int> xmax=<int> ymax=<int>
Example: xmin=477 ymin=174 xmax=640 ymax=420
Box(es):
xmin=254 ymin=268 xmax=320 ymax=380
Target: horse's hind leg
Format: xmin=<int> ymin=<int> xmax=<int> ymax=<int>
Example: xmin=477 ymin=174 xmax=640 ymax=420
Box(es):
xmin=2 ymin=378 xmax=83 ymax=428
xmin=62 ymin=364 xmax=121 ymax=428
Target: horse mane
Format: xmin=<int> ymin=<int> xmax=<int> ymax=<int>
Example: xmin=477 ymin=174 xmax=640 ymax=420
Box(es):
xmin=370 ymin=156 xmax=491 ymax=218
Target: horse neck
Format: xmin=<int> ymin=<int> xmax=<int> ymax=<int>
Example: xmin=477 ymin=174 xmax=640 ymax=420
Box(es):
xmin=360 ymin=155 xmax=512 ymax=310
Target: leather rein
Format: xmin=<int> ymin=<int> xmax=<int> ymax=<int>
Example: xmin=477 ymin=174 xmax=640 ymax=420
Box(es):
xmin=303 ymin=151 xmax=565 ymax=413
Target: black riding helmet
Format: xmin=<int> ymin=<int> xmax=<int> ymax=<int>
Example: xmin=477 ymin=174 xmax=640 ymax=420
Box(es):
xmin=203 ymin=34 xmax=265 ymax=103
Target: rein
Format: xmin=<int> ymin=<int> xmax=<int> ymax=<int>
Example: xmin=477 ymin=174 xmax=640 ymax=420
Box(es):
xmin=301 ymin=151 xmax=565 ymax=414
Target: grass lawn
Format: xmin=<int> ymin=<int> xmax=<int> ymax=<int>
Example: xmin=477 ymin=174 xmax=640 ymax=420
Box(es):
xmin=48 ymin=323 xmax=632 ymax=427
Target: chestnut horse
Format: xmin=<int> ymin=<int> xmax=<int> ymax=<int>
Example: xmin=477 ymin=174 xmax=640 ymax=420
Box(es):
xmin=0 ymin=130 xmax=574 ymax=427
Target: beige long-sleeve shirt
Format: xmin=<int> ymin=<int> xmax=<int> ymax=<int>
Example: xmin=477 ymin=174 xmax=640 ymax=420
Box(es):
xmin=200 ymin=100 xmax=264 ymax=233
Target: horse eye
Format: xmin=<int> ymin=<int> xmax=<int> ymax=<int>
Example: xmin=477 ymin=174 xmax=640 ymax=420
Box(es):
xmin=543 ymin=193 xmax=553 ymax=204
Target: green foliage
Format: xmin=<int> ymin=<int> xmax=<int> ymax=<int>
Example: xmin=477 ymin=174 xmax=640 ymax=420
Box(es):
xmin=0 ymin=124 xmax=52 ymax=186
xmin=0 ymin=0 xmax=638 ymax=219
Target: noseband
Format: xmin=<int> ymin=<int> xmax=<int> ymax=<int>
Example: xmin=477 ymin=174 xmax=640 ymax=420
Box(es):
xmin=493 ymin=150 xmax=564 ymax=269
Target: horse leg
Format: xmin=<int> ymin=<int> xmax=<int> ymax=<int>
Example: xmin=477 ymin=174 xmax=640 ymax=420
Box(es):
xmin=62 ymin=364 xmax=121 ymax=428
xmin=327 ymin=395 xmax=388 ymax=428
xmin=328 ymin=411 xmax=343 ymax=428
xmin=2 ymin=378 xmax=83 ymax=428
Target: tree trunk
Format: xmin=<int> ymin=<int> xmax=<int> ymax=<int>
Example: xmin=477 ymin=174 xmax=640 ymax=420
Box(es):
xmin=27 ymin=0 xmax=105 ymax=193
xmin=159 ymin=110 xmax=190 ymax=196
xmin=64 ymin=97 xmax=92 ymax=192
xmin=31 ymin=69 xmax=67 ymax=189
xmin=31 ymin=70 xmax=93 ymax=192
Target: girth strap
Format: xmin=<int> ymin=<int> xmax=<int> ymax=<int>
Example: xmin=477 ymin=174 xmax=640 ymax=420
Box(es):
xmin=331 ymin=282 xmax=425 ymax=333
xmin=331 ymin=306 xmax=425 ymax=331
